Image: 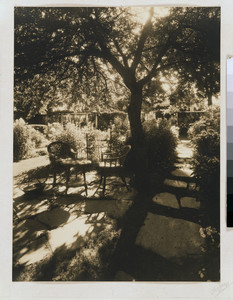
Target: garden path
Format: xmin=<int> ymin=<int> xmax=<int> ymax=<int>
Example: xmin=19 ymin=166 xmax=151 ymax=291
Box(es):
xmin=113 ymin=139 xmax=219 ymax=281
xmin=13 ymin=139 xmax=219 ymax=281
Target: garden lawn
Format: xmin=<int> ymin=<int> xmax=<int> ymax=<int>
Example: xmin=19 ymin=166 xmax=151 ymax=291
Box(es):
xmin=13 ymin=155 xmax=49 ymax=177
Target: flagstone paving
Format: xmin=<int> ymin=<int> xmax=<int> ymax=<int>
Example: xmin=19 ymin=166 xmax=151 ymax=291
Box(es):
xmin=164 ymin=178 xmax=188 ymax=189
xmin=135 ymin=212 xmax=205 ymax=261
xmin=113 ymin=139 xmax=207 ymax=280
xmin=136 ymin=140 xmax=202 ymax=263
xmin=153 ymin=192 xmax=179 ymax=209
xmin=13 ymin=139 xmax=217 ymax=281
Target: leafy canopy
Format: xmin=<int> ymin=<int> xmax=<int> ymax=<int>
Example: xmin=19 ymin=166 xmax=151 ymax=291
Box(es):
xmin=14 ymin=6 xmax=220 ymax=119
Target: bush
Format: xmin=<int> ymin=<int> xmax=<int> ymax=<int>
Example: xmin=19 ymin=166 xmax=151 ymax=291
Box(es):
xmin=143 ymin=119 xmax=178 ymax=171
xmin=28 ymin=126 xmax=45 ymax=148
xmin=52 ymin=123 xmax=86 ymax=153
xmin=51 ymin=124 xmax=110 ymax=161
xmin=188 ymin=106 xmax=220 ymax=138
xmin=107 ymin=117 xmax=130 ymax=153
xmin=14 ymin=119 xmax=30 ymax=162
xmin=14 ymin=119 xmax=49 ymax=161
xmin=45 ymin=123 xmax=64 ymax=140
xmin=189 ymin=106 xmax=220 ymax=215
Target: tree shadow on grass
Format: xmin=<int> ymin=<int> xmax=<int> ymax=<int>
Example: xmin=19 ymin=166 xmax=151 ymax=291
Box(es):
xmin=13 ymin=204 xmax=120 ymax=281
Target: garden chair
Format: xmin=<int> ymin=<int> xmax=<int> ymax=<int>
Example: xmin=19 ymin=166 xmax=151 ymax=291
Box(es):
xmin=94 ymin=144 xmax=132 ymax=197
xmin=47 ymin=141 xmax=77 ymax=187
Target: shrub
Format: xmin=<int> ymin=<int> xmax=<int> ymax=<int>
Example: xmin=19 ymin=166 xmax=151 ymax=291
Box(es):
xmin=188 ymin=106 xmax=220 ymax=138
xmin=189 ymin=106 xmax=220 ymax=215
xmin=45 ymin=122 xmax=64 ymax=140
xmin=28 ymin=126 xmax=45 ymax=148
xmin=13 ymin=119 xmax=30 ymax=162
xmin=143 ymin=119 xmax=178 ymax=171
xmin=52 ymin=123 xmax=86 ymax=153
xmin=107 ymin=117 xmax=130 ymax=153
xmin=85 ymin=128 xmax=110 ymax=162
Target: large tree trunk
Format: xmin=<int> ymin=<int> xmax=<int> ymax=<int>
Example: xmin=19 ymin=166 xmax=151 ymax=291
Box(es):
xmin=127 ymin=84 xmax=149 ymax=194
xmin=128 ymin=85 xmax=144 ymax=142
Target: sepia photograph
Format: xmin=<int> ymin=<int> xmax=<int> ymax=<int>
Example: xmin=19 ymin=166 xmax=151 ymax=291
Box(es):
xmin=12 ymin=6 xmax=220 ymax=282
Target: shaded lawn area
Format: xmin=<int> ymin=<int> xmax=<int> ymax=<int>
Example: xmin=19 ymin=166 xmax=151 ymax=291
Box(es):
xmin=13 ymin=150 xmax=220 ymax=282
xmin=13 ymin=185 xmax=219 ymax=282
xmin=13 ymin=167 xmax=135 ymax=281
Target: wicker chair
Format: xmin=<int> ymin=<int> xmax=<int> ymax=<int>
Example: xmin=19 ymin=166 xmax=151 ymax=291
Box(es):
xmin=95 ymin=145 xmax=132 ymax=196
xmin=47 ymin=141 xmax=77 ymax=187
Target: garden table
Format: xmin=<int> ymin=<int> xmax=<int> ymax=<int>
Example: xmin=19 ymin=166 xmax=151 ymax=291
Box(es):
xmin=59 ymin=158 xmax=98 ymax=195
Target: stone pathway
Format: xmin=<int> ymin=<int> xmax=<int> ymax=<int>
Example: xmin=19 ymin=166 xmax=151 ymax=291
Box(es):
xmin=113 ymin=139 xmax=213 ymax=281
xmin=13 ymin=183 xmax=135 ymax=268
xmin=13 ymin=139 xmax=219 ymax=281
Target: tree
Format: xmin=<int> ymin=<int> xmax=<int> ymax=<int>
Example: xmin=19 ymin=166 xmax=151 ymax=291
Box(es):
xmin=14 ymin=6 xmax=220 ymax=189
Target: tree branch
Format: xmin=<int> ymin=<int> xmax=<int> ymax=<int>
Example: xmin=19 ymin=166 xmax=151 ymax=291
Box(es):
xmin=139 ymin=39 xmax=170 ymax=86
xmin=113 ymin=39 xmax=129 ymax=67
xmin=130 ymin=7 xmax=154 ymax=73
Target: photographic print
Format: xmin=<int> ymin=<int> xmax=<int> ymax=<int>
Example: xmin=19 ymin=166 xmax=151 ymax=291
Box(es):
xmin=13 ymin=6 xmax=220 ymax=281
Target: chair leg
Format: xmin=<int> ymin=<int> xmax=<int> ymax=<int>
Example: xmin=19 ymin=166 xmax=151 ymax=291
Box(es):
xmin=83 ymin=171 xmax=88 ymax=196
xmin=120 ymin=175 xmax=129 ymax=191
xmin=102 ymin=176 xmax=106 ymax=196
xmin=93 ymin=175 xmax=103 ymax=196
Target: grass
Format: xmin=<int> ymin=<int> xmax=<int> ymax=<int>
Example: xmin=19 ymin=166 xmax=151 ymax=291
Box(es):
xmin=13 ymin=217 xmax=121 ymax=281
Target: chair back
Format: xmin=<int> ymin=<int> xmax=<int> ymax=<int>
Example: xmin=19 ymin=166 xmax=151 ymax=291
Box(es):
xmin=47 ymin=142 xmax=75 ymax=162
xmin=101 ymin=144 xmax=131 ymax=167
xmin=118 ymin=145 xmax=131 ymax=166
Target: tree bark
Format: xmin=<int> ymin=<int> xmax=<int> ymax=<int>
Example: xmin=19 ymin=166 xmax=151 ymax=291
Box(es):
xmin=127 ymin=84 xmax=149 ymax=193
xmin=128 ymin=84 xmax=144 ymax=143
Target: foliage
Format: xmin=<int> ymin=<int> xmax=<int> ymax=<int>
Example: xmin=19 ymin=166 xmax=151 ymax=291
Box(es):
xmin=143 ymin=119 xmax=178 ymax=171
xmin=49 ymin=122 xmax=110 ymax=161
xmin=189 ymin=106 xmax=220 ymax=203
xmin=45 ymin=122 xmax=64 ymax=139
xmin=188 ymin=106 xmax=220 ymax=138
xmin=15 ymin=7 xmax=220 ymax=126
xmin=14 ymin=118 xmax=48 ymax=161
xmin=198 ymin=226 xmax=220 ymax=280
xmin=54 ymin=226 xmax=120 ymax=280
xmin=14 ymin=6 xmax=220 ymax=189
xmin=14 ymin=119 xmax=31 ymax=162
xmin=107 ymin=116 xmax=130 ymax=152
xmin=28 ymin=126 xmax=46 ymax=148
xmin=52 ymin=123 xmax=86 ymax=152
xmin=84 ymin=128 xmax=109 ymax=162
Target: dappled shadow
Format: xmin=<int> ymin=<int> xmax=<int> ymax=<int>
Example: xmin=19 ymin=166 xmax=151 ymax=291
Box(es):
xmin=13 ymin=210 xmax=119 ymax=281
xmin=13 ymin=193 xmax=51 ymax=221
xmin=149 ymin=202 xmax=204 ymax=226
xmin=84 ymin=198 xmax=133 ymax=220
xmin=13 ymin=206 xmax=71 ymax=266
xmin=13 ymin=136 xmax=219 ymax=281
xmin=109 ymin=190 xmax=219 ymax=281
xmin=116 ymin=245 xmax=204 ymax=281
